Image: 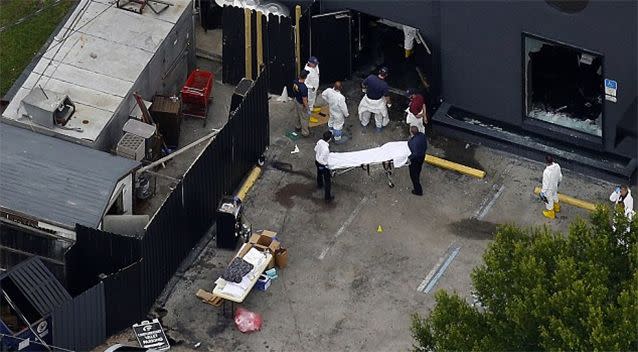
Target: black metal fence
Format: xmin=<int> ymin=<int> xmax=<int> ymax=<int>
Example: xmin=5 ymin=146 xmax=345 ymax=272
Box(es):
xmin=52 ymin=282 xmax=106 ymax=351
xmin=222 ymin=6 xmax=295 ymax=94
xmin=58 ymin=69 xmax=270 ymax=349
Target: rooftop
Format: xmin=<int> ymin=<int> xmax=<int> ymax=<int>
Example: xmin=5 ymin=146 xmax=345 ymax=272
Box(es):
xmin=1 ymin=0 xmax=190 ymax=144
xmin=0 ymin=123 xmax=139 ymax=230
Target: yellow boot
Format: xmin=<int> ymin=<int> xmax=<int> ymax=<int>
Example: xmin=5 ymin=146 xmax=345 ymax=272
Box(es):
xmin=553 ymin=202 xmax=561 ymax=213
xmin=542 ymin=209 xmax=555 ymax=219
xmin=405 ymin=49 xmax=413 ymax=58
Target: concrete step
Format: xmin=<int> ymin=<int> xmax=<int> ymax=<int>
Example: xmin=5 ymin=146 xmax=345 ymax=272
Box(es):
xmin=432 ymin=103 xmax=636 ymax=183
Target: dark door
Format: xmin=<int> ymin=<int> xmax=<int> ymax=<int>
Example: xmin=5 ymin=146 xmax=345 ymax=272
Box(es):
xmin=311 ymin=11 xmax=352 ymax=83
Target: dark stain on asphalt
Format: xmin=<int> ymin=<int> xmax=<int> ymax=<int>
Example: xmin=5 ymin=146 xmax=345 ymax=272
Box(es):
xmin=269 ymin=160 xmax=314 ymax=180
xmin=275 ymin=182 xmax=337 ymax=209
xmin=207 ymin=314 xmax=232 ymax=336
xmin=449 ymin=218 xmax=498 ymax=240
xmin=350 ymin=273 xmax=369 ymax=297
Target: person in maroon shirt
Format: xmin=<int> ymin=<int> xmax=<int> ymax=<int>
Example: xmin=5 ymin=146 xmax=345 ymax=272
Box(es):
xmin=405 ymin=89 xmax=427 ymax=133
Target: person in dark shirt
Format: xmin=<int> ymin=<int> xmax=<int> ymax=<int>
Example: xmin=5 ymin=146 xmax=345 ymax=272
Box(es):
xmin=407 ymin=126 xmax=427 ymax=196
xmin=358 ymin=67 xmax=391 ymax=132
xmin=292 ymin=70 xmax=310 ymax=136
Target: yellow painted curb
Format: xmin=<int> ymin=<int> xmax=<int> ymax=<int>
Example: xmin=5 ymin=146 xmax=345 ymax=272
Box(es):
xmin=533 ymin=186 xmax=597 ymax=212
xmin=236 ymin=166 xmax=262 ymax=201
xmin=425 ymin=154 xmax=486 ymax=179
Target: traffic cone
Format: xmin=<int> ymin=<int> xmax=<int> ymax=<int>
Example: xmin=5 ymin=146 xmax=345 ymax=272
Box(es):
xmin=377 ymin=225 xmax=383 ymax=233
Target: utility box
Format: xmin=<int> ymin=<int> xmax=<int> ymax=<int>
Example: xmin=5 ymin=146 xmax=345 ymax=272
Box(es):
xmin=229 ymin=78 xmax=254 ymax=117
xmin=150 ymin=96 xmax=182 ymax=148
xmin=21 ymin=88 xmax=75 ymax=128
xmin=216 ymin=196 xmax=243 ymax=249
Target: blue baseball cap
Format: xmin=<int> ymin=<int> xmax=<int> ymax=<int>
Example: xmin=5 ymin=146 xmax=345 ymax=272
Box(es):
xmin=308 ymin=56 xmax=319 ymax=64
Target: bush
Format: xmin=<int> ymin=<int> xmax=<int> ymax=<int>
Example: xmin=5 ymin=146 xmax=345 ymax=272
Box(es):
xmin=412 ymin=207 xmax=638 ymax=351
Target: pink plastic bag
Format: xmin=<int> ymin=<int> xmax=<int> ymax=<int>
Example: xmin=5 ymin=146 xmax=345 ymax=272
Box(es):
xmin=234 ymin=307 xmax=263 ymax=333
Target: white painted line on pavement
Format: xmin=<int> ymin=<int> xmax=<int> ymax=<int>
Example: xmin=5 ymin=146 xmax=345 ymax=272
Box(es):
xmin=416 ymin=248 xmax=448 ymax=292
xmin=417 ymin=244 xmax=462 ymax=294
xmin=475 ymin=185 xmax=505 ymax=220
xmin=318 ymin=196 xmax=368 ymax=260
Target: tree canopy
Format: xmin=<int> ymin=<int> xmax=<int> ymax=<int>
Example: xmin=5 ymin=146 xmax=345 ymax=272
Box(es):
xmin=411 ymin=207 xmax=638 ymax=351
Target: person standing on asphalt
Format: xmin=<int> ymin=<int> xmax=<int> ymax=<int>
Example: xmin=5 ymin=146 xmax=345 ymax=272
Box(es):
xmin=304 ymin=56 xmax=320 ymax=112
xmin=315 ymin=131 xmax=334 ymax=202
xmin=405 ymin=88 xmax=427 ymax=133
xmin=292 ymin=70 xmax=310 ymax=137
xmin=610 ymin=184 xmax=634 ymax=220
xmin=358 ymin=67 xmax=391 ymax=133
xmin=540 ymin=155 xmax=563 ymax=219
xmin=321 ymin=81 xmax=349 ymax=143
xmin=407 ymin=126 xmax=427 ymax=196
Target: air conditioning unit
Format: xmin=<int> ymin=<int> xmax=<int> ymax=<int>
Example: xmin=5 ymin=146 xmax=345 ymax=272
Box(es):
xmin=116 ymin=133 xmax=145 ymax=161
xmin=21 ymin=88 xmax=75 ymax=128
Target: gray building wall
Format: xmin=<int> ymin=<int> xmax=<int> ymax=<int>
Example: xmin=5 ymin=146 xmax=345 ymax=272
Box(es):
xmin=438 ymin=0 xmax=636 ymax=155
xmin=320 ymin=0 xmax=637 ymax=158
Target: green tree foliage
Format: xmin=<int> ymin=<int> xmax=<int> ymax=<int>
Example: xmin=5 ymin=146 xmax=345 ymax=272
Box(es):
xmin=411 ymin=207 xmax=638 ymax=351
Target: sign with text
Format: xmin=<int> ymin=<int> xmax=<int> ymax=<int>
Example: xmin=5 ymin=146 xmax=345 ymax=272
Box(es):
xmin=132 ymin=319 xmax=170 ymax=351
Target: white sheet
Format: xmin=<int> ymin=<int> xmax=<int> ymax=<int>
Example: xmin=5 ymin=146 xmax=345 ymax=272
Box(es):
xmin=327 ymin=141 xmax=411 ymax=170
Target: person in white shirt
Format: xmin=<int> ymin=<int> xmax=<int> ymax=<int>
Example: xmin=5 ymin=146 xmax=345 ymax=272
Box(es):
xmin=540 ymin=155 xmax=563 ymax=219
xmin=304 ymin=56 xmax=320 ymax=112
xmin=314 ymin=131 xmax=333 ymax=202
xmin=610 ymin=185 xmax=634 ymax=220
xmin=321 ymin=81 xmax=349 ymax=142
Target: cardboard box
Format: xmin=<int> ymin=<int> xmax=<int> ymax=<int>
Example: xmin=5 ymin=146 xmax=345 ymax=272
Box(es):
xmin=249 ymin=230 xmax=280 ymax=255
xmin=236 ymin=243 xmax=276 ymax=269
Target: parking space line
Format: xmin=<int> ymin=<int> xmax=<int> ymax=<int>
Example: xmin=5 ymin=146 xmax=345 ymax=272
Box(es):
xmin=417 ymin=243 xmax=462 ymax=294
xmin=318 ymin=196 xmax=368 ymax=260
xmin=475 ymin=184 xmax=505 ymax=220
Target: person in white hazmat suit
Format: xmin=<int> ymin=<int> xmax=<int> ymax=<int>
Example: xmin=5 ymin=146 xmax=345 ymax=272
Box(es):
xmin=540 ymin=155 xmax=563 ymax=219
xmin=609 ymin=185 xmax=635 ymax=220
xmin=304 ymin=56 xmax=320 ymax=112
xmin=321 ymin=81 xmax=349 ymax=142
xmin=402 ymin=25 xmax=418 ymax=58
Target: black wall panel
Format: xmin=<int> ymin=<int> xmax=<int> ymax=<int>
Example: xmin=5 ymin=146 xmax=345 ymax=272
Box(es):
xmin=52 ymin=282 xmax=106 ymax=351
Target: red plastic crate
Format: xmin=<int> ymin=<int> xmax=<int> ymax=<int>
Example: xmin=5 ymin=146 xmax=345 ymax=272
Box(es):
xmin=181 ymin=69 xmax=214 ymax=120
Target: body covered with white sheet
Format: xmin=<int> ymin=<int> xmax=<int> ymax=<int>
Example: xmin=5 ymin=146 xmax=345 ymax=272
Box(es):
xmin=327 ymin=141 xmax=411 ymax=170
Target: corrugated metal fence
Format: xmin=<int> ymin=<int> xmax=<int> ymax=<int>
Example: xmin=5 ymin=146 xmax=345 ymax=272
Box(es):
xmin=59 ymin=70 xmax=269 ymax=349
xmin=52 ymin=282 xmax=106 ymax=350
xmin=222 ymin=6 xmax=295 ymax=94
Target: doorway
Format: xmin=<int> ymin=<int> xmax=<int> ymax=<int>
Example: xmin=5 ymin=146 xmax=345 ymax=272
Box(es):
xmin=310 ymin=11 xmax=434 ymax=119
xmin=311 ymin=12 xmax=432 ymax=91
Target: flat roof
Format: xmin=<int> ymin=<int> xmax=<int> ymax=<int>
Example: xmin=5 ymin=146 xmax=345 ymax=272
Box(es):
xmin=1 ymin=0 xmax=190 ymax=144
xmin=0 ymin=123 xmax=140 ymax=229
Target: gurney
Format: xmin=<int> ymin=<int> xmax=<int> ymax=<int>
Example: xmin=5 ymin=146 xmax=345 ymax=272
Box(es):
xmin=327 ymin=141 xmax=411 ymax=188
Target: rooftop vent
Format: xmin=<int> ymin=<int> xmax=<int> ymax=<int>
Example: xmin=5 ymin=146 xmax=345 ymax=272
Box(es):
xmin=21 ymin=87 xmax=75 ymax=129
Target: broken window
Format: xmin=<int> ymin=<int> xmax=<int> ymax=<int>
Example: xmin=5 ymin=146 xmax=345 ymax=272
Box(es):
xmin=524 ymin=34 xmax=603 ymax=137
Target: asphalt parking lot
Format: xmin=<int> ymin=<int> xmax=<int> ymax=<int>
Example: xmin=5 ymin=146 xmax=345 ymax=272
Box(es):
xmin=130 ymin=83 xmax=616 ymax=352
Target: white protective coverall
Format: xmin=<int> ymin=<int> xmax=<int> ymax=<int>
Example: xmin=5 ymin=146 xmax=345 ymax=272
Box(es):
xmin=358 ymin=95 xmax=389 ymax=128
xmin=402 ymin=25 xmax=418 ymax=51
xmin=304 ymin=64 xmax=320 ymax=110
xmin=322 ymin=88 xmax=349 ymax=134
xmin=541 ymin=162 xmax=563 ymax=210
xmin=610 ymin=189 xmax=635 ymax=220
xmin=405 ymin=107 xmax=425 ymax=133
